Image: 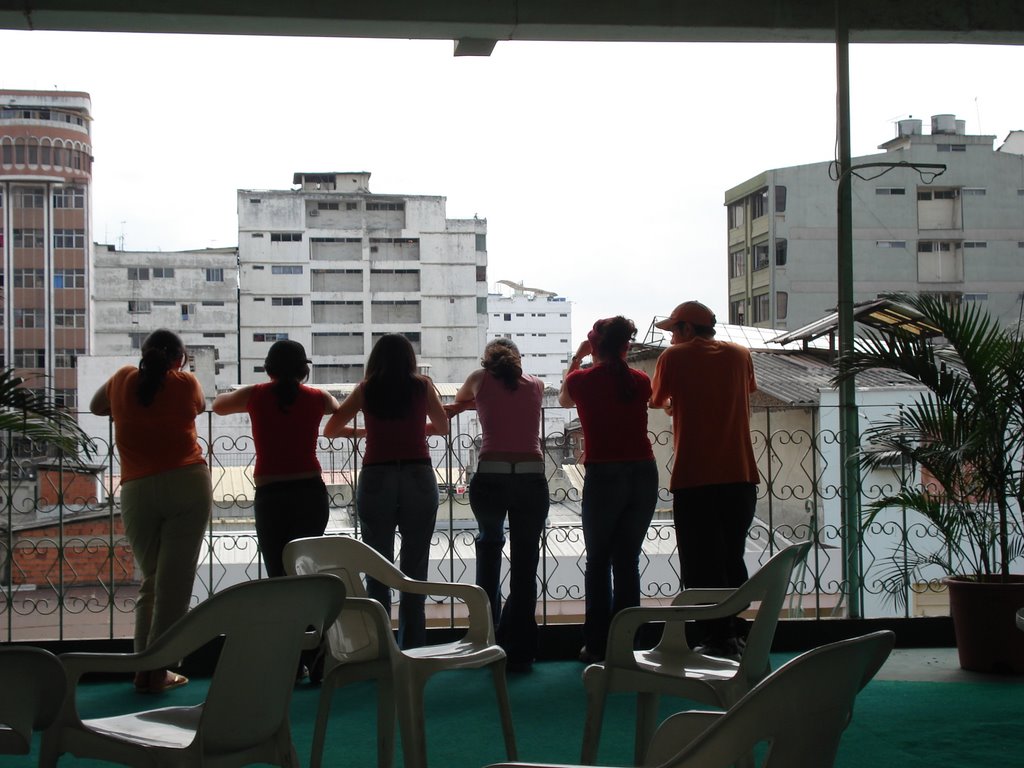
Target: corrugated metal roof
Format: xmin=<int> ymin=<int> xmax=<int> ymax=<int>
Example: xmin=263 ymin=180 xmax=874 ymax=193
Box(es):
xmin=752 ymin=350 xmax=923 ymax=406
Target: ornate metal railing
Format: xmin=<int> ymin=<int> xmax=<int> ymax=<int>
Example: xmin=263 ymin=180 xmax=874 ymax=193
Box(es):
xmin=0 ymin=403 xmax=1002 ymax=641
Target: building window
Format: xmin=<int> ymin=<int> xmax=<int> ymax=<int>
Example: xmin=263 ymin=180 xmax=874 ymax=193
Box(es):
xmin=271 ymin=265 xmax=303 ymax=275
xmin=752 ymin=293 xmax=771 ymax=323
xmin=54 ymin=269 xmax=85 ymax=288
xmin=54 ymin=349 xmax=83 ymax=368
xmin=917 ymin=240 xmax=963 ymax=282
xmin=54 ymin=309 xmax=85 ymax=328
xmin=181 ymin=303 xmax=196 ymax=320
xmin=53 ymin=187 xmax=85 ymax=208
xmin=13 ymin=349 xmax=45 ymax=368
xmin=128 ymin=300 xmax=152 ymax=314
xmin=15 ymin=187 xmax=45 ymax=208
xmin=152 ymin=268 xmax=175 ymax=278
xmin=729 ymin=248 xmax=745 ymax=278
xmin=774 ymin=186 xmax=787 ymax=213
xmin=776 ymin=292 xmax=788 ymax=320
xmin=128 ymin=267 xmax=150 ymax=281
xmin=476 ymin=234 xmax=487 ymax=251
xmin=751 ymin=189 xmax=768 ymax=219
xmin=253 ymin=332 xmax=289 ymax=342
xmin=918 ymin=189 xmax=959 ymax=201
xmin=270 ymin=232 xmax=302 ymax=242
xmin=936 ymin=144 xmax=966 ymax=152
xmin=14 ymin=309 xmax=45 ymax=328
xmin=963 ymin=241 xmax=987 ymax=249
xmin=251 ymin=232 xmax=265 ymax=238
xmin=876 ymin=187 xmax=906 ymax=195
xmin=203 ymin=332 xmax=226 ymax=338
xmin=365 ymin=201 xmax=404 ymax=211
xmin=129 ymin=332 xmax=146 ymax=349
xmin=317 ymin=202 xmax=340 ymax=211
xmin=13 ymin=229 xmax=45 ymax=248
xmin=201 ymin=301 xmax=224 ymax=306
xmin=963 ymin=293 xmax=989 ymax=304
xmin=272 ymin=297 xmax=303 ymax=306
xmin=753 ymin=243 xmax=770 ymax=271
xmin=53 ymin=229 xmax=85 ymax=249
xmin=962 ymin=188 xmax=986 ymax=196
xmin=205 ymin=268 xmax=224 ymax=282
xmin=727 ymin=202 xmax=744 ymax=229
xmin=775 ymin=239 xmax=787 ymax=266
xmin=877 ymin=241 xmax=907 ymax=249
xmin=13 ymin=268 xmax=45 ymax=288
xmin=729 ymin=299 xmax=746 ymax=325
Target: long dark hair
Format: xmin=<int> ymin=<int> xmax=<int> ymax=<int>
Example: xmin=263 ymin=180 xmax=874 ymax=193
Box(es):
xmin=589 ymin=316 xmax=638 ymax=402
xmin=137 ymin=329 xmax=186 ymax=407
xmin=481 ymin=338 xmax=522 ymax=391
xmin=264 ymin=339 xmax=310 ymax=412
xmin=363 ymin=334 xmax=425 ymax=419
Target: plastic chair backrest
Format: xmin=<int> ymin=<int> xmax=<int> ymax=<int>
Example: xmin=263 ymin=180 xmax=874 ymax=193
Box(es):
xmin=174 ymin=575 xmax=344 ymax=754
xmin=651 ymin=631 xmax=895 ymax=768
xmin=0 ymin=647 xmax=66 ymax=754
xmin=285 ymin=535 xmax=397 ymax=663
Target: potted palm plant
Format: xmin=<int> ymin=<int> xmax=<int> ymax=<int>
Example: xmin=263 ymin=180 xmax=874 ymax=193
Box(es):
xmin=0 ymin=367 xmax=92 ymax=458
xmin=834 ymin=292 xmax=1024 ymax=673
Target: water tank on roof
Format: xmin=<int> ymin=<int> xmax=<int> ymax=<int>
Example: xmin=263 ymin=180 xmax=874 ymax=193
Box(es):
xmin=931 ymin=114 xmax=957 ymax=134
xmin=956 ymin=119 xmax=966 ymax=135
xmin=897 ymin=119 xmax=922 ymax=137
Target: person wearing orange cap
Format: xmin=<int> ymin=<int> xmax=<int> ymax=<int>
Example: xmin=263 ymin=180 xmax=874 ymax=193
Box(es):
xmin=649 ymin=301 xmax=759 ymax=658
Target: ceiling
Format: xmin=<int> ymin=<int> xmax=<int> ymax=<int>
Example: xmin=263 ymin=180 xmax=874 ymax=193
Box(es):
xmin=1 ymin=0 xmax=1023 ymax=49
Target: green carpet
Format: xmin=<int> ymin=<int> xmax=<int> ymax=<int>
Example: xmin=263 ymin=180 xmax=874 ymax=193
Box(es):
xmin=7 ymin=659 xmax=1022 ymax=766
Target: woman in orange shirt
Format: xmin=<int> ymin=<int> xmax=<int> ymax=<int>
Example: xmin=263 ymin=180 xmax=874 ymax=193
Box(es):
xmin=91 ymin=329 xmax=212 ymax=694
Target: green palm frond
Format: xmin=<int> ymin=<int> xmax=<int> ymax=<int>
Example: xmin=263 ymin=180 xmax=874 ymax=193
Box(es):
xmin=834 ymin=293 xmax=1024 ymax=585
xmin=0 ymin=367 xmax=93 ymax=460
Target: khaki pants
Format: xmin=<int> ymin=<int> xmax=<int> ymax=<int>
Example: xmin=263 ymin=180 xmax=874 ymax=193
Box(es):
xmin=122 ymin=463 xmax=212 ymax=651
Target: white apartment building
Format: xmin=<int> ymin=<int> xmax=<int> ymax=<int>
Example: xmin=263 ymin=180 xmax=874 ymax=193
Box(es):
xmin=725 ymin=113 xmax=1024 ymax=331
xmin=91 ymin=244 xmax=240 ymax=388
xmin=486 ymin=280 xmax=572 ymax=388
xmin=237 ymin=172 xmax=487 ymax=385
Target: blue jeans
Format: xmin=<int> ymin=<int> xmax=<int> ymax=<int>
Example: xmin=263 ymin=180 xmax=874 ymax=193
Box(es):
xmin=469 ymin=471 xmax=550 ymax=664
xmin=581 ymin=460 xmax=659 ymax=657
xmin=357 ymin=462 xmax=439 ymax=649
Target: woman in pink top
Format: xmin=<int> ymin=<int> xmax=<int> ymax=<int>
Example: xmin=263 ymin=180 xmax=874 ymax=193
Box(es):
xmin=325 ymin=334 xmax=448 ymax=649
xmin=448 ymin=338 xmax=548 ymax=672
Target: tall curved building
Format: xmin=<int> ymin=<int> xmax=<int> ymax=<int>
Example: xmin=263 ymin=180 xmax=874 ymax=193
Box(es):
xmin=0 ymin=90 xmax=92 ymax=408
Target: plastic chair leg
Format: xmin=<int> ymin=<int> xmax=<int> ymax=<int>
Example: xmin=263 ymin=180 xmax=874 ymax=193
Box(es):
xmin=491 ymin=661 xmax=518 ymax=760
xmin=310 ymin=681 xmax=339 ymax=768
xmin=377 ymin=678 xmax=396 ymax=768
xmin=634 ymin=692 xmax=660 ymax=766
xmin=580 ymin=679 xmax=608 ymax=765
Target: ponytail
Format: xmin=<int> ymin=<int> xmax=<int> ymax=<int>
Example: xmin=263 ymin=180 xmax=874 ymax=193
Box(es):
xmin=136 ymin=329 xmax=186 ymax=407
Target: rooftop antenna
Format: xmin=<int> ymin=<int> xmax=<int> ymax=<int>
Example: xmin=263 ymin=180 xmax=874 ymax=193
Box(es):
xmin=118 ymin=221 xmax=126 ymax=251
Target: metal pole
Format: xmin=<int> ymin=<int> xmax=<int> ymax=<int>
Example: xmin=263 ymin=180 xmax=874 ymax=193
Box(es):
xmin=836 ymin=1 xmax=862 ymax=618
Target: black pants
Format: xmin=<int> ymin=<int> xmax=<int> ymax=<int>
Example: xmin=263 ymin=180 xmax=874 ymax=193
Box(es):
xmin=672 ymin=482 xmax=756 ymax=643
xmin=254 ymin=477 xmax=331 ymax=578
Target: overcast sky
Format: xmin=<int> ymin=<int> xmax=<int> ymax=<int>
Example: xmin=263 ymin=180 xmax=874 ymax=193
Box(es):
xmin=1 ymin=32 xmax=1021 ymax=343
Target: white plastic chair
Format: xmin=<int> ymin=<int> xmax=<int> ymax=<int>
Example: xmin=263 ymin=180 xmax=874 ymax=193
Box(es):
xmin=0 ymin=646 xmax=66 ymax=755
xmin=581 ymin=541 xmax=811 ymax=765
xmin=487 ymin=630 xmax=894 ymax=768
xmin=39 ymin=574 xmax=345 ymax=768
xmin=284 ymin=534 xmax=517 ymax=768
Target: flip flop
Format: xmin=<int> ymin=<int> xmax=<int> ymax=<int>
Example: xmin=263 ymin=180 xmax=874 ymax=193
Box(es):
xmin=143 ymin=670 xmax=189 ymax=694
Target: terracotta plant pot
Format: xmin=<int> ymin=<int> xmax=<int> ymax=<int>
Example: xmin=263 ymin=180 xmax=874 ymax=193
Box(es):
xmin=945 ymin=575 xmax=1024 ymax=674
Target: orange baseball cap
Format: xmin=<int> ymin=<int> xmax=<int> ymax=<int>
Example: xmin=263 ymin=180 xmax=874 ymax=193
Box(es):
xmin=654 ymin=301 xmax=716 ymax=331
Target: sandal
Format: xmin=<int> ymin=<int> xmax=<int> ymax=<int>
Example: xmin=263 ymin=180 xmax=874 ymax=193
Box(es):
xmin=137 ymin=669 xmax=189 ymax=694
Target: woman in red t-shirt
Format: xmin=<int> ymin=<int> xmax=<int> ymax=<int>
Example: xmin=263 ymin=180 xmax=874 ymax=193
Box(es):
xmin=559 ymin=317 xmax=658 ymax=663
xmin=213 ymin=340 xmax=341 ymax=579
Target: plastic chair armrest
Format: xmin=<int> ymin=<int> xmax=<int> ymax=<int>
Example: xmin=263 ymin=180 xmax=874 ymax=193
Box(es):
xmin=645 ymin=711 xmax=724 ymax=766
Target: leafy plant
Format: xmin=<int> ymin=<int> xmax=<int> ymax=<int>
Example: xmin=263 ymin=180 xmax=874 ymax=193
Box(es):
xmin=833 ymin=293 xmax=1024 ymax=599
xmin=0 ymin=367 xmax=93 ymax=461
